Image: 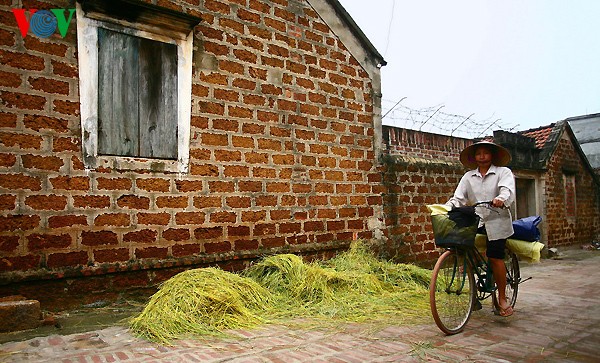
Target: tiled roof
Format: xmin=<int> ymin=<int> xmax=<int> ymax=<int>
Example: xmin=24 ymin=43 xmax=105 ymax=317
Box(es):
xmin=520 ymin=124 xmax=555 ymax=149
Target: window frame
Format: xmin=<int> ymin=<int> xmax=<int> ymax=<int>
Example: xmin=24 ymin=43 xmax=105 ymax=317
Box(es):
xmin=76 ymin=1 xmax=197 ymax=173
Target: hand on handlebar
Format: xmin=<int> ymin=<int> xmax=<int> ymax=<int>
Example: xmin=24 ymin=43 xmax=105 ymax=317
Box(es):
xmin=491 ymin=198 xmax=505 ymax=208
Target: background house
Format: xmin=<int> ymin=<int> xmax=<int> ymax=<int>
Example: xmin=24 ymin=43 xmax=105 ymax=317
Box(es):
xmin=566 ymin=113 xmax=600 ymax=177
xmin=381 ymin=123 xmax=600 ymax=262
xmin=518 ymin=121 xmax=600 ymax=247
xmin=0 ymin=0 xmax=387 ymax=308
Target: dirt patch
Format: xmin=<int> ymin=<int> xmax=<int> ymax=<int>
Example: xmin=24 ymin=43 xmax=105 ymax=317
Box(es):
xmin=0 ymin=299 xmax=143 ymax=344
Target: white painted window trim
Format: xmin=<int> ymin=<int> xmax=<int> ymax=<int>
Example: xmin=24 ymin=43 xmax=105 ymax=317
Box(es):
xmin=76 ymin=3 xmax=192 ymax=174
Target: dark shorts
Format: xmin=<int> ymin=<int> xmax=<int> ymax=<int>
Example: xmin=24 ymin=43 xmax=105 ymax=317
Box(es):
xmin=477 ymin=227 xmax=506 ymax=259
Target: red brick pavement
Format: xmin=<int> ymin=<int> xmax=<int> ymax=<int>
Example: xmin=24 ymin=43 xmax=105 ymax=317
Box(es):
xmin=1 ymin=249 xmax=599 ymax=362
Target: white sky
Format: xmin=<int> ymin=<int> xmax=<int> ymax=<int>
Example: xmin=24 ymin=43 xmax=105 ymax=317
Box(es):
xmin=338 ymin=0 xmax=600 ymax=136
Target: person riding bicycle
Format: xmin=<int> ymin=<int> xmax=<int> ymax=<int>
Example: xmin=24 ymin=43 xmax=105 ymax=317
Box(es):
xmin=445 ymin=140 xmax=516 ymax=317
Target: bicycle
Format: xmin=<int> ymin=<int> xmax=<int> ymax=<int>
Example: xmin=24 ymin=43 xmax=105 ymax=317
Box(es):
xmin=428 ymin=201 xmax=523 ymax=335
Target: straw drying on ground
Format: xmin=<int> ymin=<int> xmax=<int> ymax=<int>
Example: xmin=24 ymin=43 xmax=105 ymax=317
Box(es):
xmin=129 ymin=241 xmax=432 ymax=344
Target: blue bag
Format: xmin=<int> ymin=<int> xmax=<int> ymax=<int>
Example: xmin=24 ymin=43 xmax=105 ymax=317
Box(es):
xmin=511 ymin=216 xmax=542 ymax=242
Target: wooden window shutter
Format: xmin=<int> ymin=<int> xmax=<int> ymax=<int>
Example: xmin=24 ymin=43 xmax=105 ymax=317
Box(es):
xmin=97 ymin=28 xmax=178 ymax=159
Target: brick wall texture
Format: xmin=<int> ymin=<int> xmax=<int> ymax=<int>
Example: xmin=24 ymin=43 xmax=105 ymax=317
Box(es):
xmin=1 ymin=0 xmax=599 ymax=304
xmin=542 ymin=132 xmax=600 ymax=247
xmin=380 ymin=127 xmax=471 ymax=263
xmin=0 ymin=0 xmax=382 ymax=288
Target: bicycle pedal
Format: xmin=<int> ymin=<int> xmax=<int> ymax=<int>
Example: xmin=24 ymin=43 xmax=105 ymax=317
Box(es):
xmin=473 ymin=300 xmax=482 ymax=311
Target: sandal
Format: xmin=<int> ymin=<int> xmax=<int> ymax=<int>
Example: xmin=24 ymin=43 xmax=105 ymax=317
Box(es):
xmin=499 ymin=304 xmax=514 ymax=317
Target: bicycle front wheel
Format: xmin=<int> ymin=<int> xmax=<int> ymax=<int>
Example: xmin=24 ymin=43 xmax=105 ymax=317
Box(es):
xmin=430 ymin=249 xmax=475 ymax=335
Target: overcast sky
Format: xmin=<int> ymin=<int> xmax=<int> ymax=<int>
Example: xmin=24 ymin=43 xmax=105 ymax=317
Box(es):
xmin=338 ymin=0 xmax=600 ymax=137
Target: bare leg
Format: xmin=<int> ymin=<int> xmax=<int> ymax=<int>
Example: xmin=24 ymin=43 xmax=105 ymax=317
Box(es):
xmin=490 ymin=257 xmax=513 ymax=316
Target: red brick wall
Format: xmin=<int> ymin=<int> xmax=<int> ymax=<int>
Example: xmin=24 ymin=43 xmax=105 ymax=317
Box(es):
xmin=380 ymin=127 xmax=471 ymax=263
xmin=0 ymin=0 xmax=382 ymax=286
xmin=543 ymin=133 xmax=600 ymax=247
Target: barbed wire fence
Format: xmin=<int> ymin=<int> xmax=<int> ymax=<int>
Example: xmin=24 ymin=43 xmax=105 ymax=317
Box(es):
xmin=381 ymin=98 xmax=520 ymax=139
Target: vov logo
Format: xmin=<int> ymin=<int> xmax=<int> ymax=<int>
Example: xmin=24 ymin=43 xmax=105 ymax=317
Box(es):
xmin=12 ymin=9 xmax=76 ymax=38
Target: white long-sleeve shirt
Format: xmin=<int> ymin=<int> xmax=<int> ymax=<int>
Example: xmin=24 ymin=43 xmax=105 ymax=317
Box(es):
xmin=446 ymin=164 xmax=516 ymax=240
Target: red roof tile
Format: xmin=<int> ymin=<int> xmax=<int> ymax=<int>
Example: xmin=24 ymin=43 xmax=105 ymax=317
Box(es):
xmin=520 ymin=124 xmax=555 ymax=149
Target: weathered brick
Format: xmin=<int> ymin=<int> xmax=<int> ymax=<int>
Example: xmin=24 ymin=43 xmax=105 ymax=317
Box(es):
xmin=172 ymin=243 xmax=201 ymax=257
xmin=94 ymin=248 xmax=129 ymax=263
xmin=175 ymin=211 xmax=205 ymax=225
xmin=0 ymin=50 xmax=44 ymax=70
xmin=193 ymin=196 xmax=221 ymax=209
xmin=0 ymin=132 xmax=43 ymax=150
xmin=135 ymin=247 xmax=168 ymax=259
xmin=94 ymin=213 xmax=130 ymax=227
xmin=123 ymin=229 xmax=157 ymax=243
xmin=208 ymin=181 xmax=234 ymax=192
xmin=175 ymin=180 xmax=203 ymax=192
xmin=0 ymin=235 xmax=19 ymax=252
xmin=0 ymin=300 xmax=40 ymax=332
xmin=0 ymin=70 xmax=21 ymax=88
xmin=27 ymin=234 xmax=72 ymax=251
xmin=0 ymin=194 xmax=16 ymax=210
xmin=81 ymin=231 xmax=119 ymax=246
xmin=0 ymin=112 xmax=17 ymax=128
xmin=279 ymin=222 xmax=301 ymax=234
xmin=97 ymin=177 xmax=132 ymax=191
xmin=48 ymin=215 xmax=87 ymax=228
xmin=223 ymin=165 xmax=250 ymax=177
xmin=256 ymin=195 xmax=277 ymax=207
xmin=204 ymin=241 xmax=231 ymax=253
xmin=117 ymin=195 xmax=150 ymax=209
xmin=225 ymin=196 xmax=251 ymax=208
xmin=50 ymin=176 xmax=89 ymax=190
xmin=22 ymin=154 xmax=64 ymax=171
xmin=29 ymin=77 xmax=69 ymax=95
xmin=201 ymin=132 xmax=228 ymax=146
xmin=162 ymin=228 xmax=190 ymax=241
xmin=52 ymin=99 xmax=79 ymax=116
xmin=46 ymin=251 xmax=88 ymax=268
xmin=214 ymin=150 xmax=241 ymax=162
xmin=23 ymin=115 xmax=69 ymax=133
xmin=51 ymin=60 xmax=78 ymax=78
xmin=73 ymin=195 xmax=110 ymax=209
xmin=0 ymin=91 xmax=46 ymax=110
xmin=209 ymin=211 xmax=236 ymax=223
xmin=190 ymin=163 xmax=219 ymax=176
xmin=194 ymin=226 xmax=223 ymax=240
xmin=24 ymin=195 xmax=67 ymax=210
xmin=233 ymin=238 xmax=258 ymax=250
xmin=232 ymin=135 xmax=254 ymax=148
xmin=261 ymin=236 xmax=285 ymax=248
xmin=156 ymin=196 xmax=188 ymax=208
xmin=138 ymin=212 xmax=171 ymax=225
xmin=24 ymin=37 xmax=68 ymax=57
xmin=0 ymin=215 xmax=40 ymax=232
xmin=228 ymin=225 xmax=250 ymax=237
xmin=136 ymin=178 xmax=170 ymax=192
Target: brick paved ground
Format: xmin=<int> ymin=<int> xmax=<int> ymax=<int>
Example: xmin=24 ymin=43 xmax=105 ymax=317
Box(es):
xmin=1 ymin=248 xmax=599 ymax=362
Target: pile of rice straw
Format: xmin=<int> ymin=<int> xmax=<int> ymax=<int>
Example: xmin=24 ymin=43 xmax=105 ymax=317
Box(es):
xmin=129 ymin=241 xmax=431 ymax=344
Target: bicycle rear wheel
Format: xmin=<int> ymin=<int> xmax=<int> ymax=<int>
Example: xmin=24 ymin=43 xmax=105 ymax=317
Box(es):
xmin=430 ymin=249 xmax=475 ymax=335
xmin=492 ymin=250 xmax=520 ymax=311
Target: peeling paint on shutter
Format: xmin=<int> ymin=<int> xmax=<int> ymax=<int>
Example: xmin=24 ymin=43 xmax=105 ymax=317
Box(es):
xmin=97 ymin=28 xmax=178 ymax=159
xmin=98 ymin=28 xmax=139 ymax=156
xmin=139 ymin=38 xmax=178 ymax=159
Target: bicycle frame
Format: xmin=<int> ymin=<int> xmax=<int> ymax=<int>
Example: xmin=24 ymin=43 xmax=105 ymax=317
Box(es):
xmin=429 ymin=201 xmax=525 ymax=334
xmin=445 ymin=246 xmax=495 ymax=301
